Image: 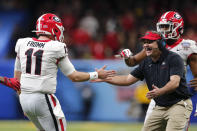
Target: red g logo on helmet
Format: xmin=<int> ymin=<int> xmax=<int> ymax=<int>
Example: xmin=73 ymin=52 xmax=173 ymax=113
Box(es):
xmin=156 ymin=11 xmax=184 ymax=40
xmin=32 ymin=13 xmax=64 ymax=42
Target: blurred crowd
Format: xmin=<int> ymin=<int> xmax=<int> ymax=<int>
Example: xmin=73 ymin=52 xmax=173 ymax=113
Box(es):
xmin=2 ymin=0 xmax=197 ymax=59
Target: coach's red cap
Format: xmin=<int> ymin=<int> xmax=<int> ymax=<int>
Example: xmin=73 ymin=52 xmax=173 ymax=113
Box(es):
xmin=141 ymin=31 xmax=162 ymax=40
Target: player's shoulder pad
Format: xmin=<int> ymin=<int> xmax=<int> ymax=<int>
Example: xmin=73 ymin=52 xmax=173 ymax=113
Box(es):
xmin=15 ymin=37 xmax=32 ymax=53
xmin=50 ymin=41 xmax=67 ymax=51
xmin=49 ymin=41 xmax=68 ymax=58
xmin=181 ymin=39 xmax=196 ymax=48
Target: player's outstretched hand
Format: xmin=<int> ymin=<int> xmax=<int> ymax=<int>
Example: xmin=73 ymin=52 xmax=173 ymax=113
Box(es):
xmin=189 ymin=78 xmax=197 ymax=91
xmin=96 ymin=65 xmax=116 ymax=79
xmin=1 ymin=77 xmax=21 ymax=92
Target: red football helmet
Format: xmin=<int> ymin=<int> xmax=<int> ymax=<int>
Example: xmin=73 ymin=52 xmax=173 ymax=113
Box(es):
xmin=156 ymin=11 xmax=184 ymax=40
xmin=33 ymin=13 xmax=64 ymax=42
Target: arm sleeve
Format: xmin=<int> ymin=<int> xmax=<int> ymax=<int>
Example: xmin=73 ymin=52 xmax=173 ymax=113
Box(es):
xmin=169 ymin=55 xmax=184 ymax=77
xmin=14 ymin=56 xmax=21 ymax=71
xmin=58 ymin=56 xmax=76 ymax=76
xmin=130 ymin=63 xmax=144 ymax=80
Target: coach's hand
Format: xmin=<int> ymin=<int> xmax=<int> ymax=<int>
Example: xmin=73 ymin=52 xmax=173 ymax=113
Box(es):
xmin=1 ymin=77 xmax=20 ymax=92
xmin=146 ymin=85 xmax=161 ymax=99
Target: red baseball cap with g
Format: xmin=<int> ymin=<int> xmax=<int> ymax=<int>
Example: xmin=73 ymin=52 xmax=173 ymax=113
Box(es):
xmin=141 ymin=31 xmax=162 ymax=40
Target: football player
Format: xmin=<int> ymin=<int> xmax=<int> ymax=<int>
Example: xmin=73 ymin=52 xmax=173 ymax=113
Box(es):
xmin=14 ymin=13 xmax=115 ymax=131
xmin=0 ymin=76 xmax=20 ymax=91
xmin=119 ymin=11 xmax=197 ymax=130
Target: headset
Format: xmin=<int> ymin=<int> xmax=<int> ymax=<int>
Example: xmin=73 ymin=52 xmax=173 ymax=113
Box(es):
xmin=155 ymin=31 xmax=167 ymax=51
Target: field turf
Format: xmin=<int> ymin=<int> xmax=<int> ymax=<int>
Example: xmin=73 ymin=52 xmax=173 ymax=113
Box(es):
xmin=0 ymin=121 xmax=197 ymax=131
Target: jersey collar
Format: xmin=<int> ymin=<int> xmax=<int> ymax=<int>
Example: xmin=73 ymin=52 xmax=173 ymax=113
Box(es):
xmin=165 ymin=38 xmax=183 ymax=50
xmin=32 ymin=37 xmax=51 ymax=42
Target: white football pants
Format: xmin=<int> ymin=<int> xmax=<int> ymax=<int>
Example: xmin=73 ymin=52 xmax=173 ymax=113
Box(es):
xmin=19 ymin=93 xmax=66 ymax=131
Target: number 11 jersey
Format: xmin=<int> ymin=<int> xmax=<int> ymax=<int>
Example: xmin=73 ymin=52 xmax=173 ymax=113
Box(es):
xmin=15 ymin=37 xmax=68 ymax=94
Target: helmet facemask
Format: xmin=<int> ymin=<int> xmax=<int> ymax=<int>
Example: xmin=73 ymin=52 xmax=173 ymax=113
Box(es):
xmin=52 ymin=24 xmax=64 ymax=42
xmin=157 ymin=21 xmax=182 ymax=40
xmin=156 ymin=11 xmax=184 ymax=40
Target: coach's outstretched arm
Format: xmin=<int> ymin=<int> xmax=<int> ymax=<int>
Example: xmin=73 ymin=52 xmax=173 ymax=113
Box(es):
xmin=68 ymin=65 xmax=116 ymax=82
xmin=93 ymin=74 xmax=139 ymax=86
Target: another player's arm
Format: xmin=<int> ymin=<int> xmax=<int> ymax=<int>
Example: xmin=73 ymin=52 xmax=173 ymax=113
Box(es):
xmin=58 ymin=57 xmax=116 ymax=82
xmin=0 ymin=56 xmax=21 ymax=92
xmin=14 ymin=71 xmax=21 ymax=95
xmin=125 ymin=49 xmax=146 ymax=67
xmin=0 ymin=76 xmax=20 ymax=92
xmin=188 ymin=53 xmax=197 ymax=116
xmin=120 ymin=49 xmax=146 ymax=67
xmin=188 ymin=54 xmax=197 ymax=90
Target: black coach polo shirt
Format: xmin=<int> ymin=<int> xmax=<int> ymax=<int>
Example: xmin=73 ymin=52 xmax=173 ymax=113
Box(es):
xmin=131 ymin=48 xmax=191 ymax=107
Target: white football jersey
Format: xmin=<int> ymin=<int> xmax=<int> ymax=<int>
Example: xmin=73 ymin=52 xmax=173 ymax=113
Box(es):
xmin=15 ymin=37 xmax=74 ymax=94
xmin=166 ymin=38 xmax=197 ymax=73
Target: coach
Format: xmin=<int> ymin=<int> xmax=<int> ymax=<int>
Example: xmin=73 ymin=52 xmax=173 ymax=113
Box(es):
xmin=96 ymin=31 xmax=193 ymax=131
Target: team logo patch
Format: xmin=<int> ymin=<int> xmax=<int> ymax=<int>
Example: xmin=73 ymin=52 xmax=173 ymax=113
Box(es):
xmin=182 ymin=42 xmax=190 ymax=47
xmin=181 ymin=42 xmax=190 ymax=50
xmin=53 ymin=16 xmax=61 ymax=22
xmin=174 ymin=13 xmax=181 ymax=19
xmin=176 ymin=48 xmax=181 ymax=51
xmin=161 ymin=61 xmax=167 ymax=69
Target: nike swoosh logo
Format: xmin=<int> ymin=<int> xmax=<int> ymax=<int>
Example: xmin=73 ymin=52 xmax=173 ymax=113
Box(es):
xmin=177 ymin=49 xmax=181 ymax=51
